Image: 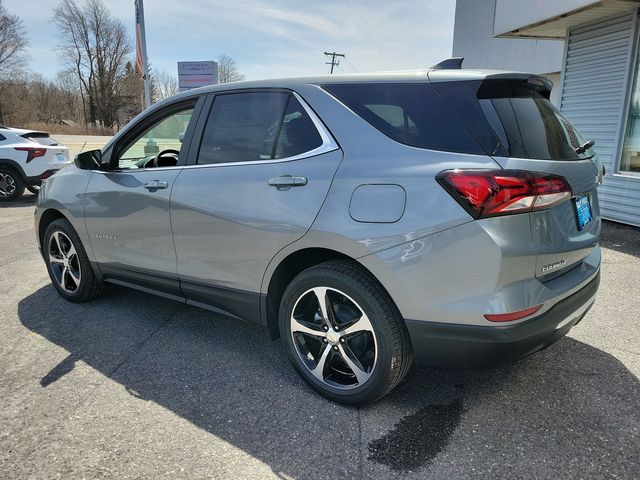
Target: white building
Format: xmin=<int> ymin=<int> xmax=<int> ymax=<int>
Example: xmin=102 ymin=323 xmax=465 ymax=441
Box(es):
xmin=453 ymin=0 xmax=640 ymax=227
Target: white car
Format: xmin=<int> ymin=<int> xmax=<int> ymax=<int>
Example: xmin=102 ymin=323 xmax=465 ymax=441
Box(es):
xmin=0 ymin=126 xmax=71 ymax=201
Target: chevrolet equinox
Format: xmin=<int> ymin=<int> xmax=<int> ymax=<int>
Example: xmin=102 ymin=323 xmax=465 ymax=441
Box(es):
xmin=35 ymin=62 xmax=602 ymax=404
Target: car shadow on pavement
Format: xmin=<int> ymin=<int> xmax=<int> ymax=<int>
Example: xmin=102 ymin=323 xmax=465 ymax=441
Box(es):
xmin=17 ymin=284 xmax=640 ymax=479
xmin=0 ymin=193 xmax=37 ymax=208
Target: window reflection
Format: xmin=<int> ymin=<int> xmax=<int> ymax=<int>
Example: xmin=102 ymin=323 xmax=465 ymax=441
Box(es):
xmin=621 ymin=54 xmax=640 ymax=173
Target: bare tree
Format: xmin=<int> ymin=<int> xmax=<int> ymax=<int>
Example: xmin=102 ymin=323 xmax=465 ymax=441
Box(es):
xmin=29 ymin=73 xmax=59 ymax=123
xmin=152 ymin=69 xmax=179 ymax=100
xmin=217 ymin=54 xmax=244 ymax=83
xmin=117 ymin=61 xmax=143 ymax=124
xmin=0 ymin=0 xmax=28 ymax=124
xmin=0 ymin=0 xmax=27 ymax=77
xmin=54 ymin=0 xmax=132 ymax=127
xmin=0 ymin=73 xmax=86 ymax=127
xmin=56 ymin=69 xmax=84 ymax=122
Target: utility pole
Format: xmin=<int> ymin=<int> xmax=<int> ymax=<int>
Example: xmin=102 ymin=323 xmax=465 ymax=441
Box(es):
xmin=136 ymin=0 xmax=152 ymax=110
xmin=135 ymin=0 xmax=158 ymax=154
xmin=324 ymin=51 xmax=345 ymax=74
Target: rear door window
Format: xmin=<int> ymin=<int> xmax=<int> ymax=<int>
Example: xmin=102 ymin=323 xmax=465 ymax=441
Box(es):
xmin=198 ymin=92 xmax=323 ymax=165
xmin=273 ymin=96 xmax=323 ymax=159
xmin=323 ymin=83 xmax=484 ymax=154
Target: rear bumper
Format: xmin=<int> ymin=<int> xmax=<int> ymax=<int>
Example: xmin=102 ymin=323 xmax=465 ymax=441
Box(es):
xmin=406 ymin=271 xmax=600 ymax=368
xmin=25 ymin=169 xmax=61 ymax=186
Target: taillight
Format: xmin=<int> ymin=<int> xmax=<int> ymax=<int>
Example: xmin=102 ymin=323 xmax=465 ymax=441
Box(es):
xmin=39 ymin=169 xmax=57 ymax=180
xmin=436 ymin=169 xmax=572 ymax=219
xmin=484 ymin=304 xmax=542 ymax=322
xmin=15 ymin=147 xmax=47 ymax=163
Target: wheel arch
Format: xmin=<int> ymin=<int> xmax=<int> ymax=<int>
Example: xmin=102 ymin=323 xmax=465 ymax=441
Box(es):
xmin=0 ymin=158 xmax=26 ymax=179
xmin=263 ymin=247 xmax=399 ymax=340
xmin=38 ymin=208 xmax=68 ymax=251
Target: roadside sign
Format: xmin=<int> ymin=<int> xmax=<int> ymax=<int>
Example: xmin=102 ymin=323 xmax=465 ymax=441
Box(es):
xmin=178 ymin=61 xmax=218 ymax=92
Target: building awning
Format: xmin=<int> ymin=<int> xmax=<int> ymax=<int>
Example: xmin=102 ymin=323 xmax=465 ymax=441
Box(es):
xmin=494 ymin=0 xmax=640 ymax=39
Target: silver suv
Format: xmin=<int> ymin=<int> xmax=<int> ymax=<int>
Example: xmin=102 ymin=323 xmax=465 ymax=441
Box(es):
xmin=35 ymin=65 xmax=602 ymax=404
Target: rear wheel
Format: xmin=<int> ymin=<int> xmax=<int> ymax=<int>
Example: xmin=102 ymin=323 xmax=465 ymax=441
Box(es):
xmin=280 ymin=261 xmax=413 ymax=405
xmin=0 ymin=166 xmax=25 ymax=202
xmin=43 ymin=218 xmax=104 ymax=302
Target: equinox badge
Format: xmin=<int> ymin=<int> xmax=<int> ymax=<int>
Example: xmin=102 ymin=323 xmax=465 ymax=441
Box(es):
xmin=541 ymin=259 xmax=566 ymax=273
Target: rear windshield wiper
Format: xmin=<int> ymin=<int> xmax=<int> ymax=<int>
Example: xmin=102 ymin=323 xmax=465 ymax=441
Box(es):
xmin=575 ymin=139 xmax=595 ymax=155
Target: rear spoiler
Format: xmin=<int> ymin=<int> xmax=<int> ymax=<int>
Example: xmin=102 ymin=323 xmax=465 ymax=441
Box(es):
xmin=427 ymin=61 xmax=553 ymax=98
xmin=477 ymin=73 xmax=553 ymax=100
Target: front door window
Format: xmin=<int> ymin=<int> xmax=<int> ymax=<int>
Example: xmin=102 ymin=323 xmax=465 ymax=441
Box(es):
xmin=118 ymin=108 xmax=194 ymax=169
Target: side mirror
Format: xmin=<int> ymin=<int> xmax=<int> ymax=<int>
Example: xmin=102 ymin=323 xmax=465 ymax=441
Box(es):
xmin=74 ymin=149 xmax=105 ymax=170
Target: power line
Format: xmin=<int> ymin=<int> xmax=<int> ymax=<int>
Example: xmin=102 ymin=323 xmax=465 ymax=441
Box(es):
xmin=324 ymin=51 xmax=345 ymax=74
xmin=345 ymin=57 xmax=359 ymax=73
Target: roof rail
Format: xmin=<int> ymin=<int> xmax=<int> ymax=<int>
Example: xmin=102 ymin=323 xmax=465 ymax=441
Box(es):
xmin=430 ymin=57 xmax=464 ymax=70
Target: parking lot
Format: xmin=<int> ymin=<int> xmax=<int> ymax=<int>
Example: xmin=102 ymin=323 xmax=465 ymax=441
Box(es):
xmin=1 ymin=195 xmax=638 ymax=479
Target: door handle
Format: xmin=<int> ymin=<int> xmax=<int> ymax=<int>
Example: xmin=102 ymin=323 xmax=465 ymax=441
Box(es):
xmin=268 ymin=175 xmax=308 ymax=191
xmin=143 ymin=180 xmax=169 ymax=191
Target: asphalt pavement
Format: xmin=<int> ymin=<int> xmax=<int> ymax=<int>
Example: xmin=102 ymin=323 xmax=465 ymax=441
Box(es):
xmin=1 ymin=194 xmax=638 ymax=479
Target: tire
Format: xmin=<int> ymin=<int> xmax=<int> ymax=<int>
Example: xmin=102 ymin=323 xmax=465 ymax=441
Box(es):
xmin=280 ymin=261 xmax=414 ymax=405
xmin=0 ymin=166 xmax=25 ymax=202
xmin=26 ymin=185 xmax=41 ymax=195
xmin=43 ymin=218 xmax=104 ymax=302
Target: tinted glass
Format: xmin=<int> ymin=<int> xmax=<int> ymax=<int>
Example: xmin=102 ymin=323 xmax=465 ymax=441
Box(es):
xmin=198 ymin=92 xmax=289 ymax=164
xmin=434 ymin=80 xmax=593 ymax=161
xmin=23 ymin=134 xmax=59 ymax=146
xmin=323 ymin=83 xmax=483 ymax=154
xmin=273 ymin=96 xmax=323 ymax=158
xmin=0 ymin=133 xmax=5 ymax=141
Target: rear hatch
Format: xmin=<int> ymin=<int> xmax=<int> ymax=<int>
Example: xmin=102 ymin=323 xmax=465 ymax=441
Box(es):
xmin=431 ymin=74 xmax=603 ymax=279
xmin=21 ymin=131 xmax=70 ymax=163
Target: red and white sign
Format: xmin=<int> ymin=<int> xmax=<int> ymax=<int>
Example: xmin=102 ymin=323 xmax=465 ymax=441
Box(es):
xmin=178 ymin=61 xmax=218 ymax=92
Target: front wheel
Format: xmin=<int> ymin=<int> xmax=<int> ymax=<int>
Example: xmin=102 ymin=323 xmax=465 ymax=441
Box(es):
xmin=280 ymin=261 xmax=413 ymax=405
xmin=43 ymin=218 xmax=104 ymax=302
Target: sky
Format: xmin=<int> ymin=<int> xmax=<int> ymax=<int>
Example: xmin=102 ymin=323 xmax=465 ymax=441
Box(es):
xmin=4 ymin=0 xmax=456 ymax=81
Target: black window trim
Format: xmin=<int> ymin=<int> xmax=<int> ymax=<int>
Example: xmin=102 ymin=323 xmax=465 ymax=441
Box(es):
xmin=186 ymin=88 xmax=339 ymax=168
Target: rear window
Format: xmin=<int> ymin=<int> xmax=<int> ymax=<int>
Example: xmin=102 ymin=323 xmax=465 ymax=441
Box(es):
xmin=433 ymin=80 xmax=593 ymax=161
xmin=21 ymin=133 xmax=59 ymax=146
xmin=323 ymin=83 xmax=484 ymax=154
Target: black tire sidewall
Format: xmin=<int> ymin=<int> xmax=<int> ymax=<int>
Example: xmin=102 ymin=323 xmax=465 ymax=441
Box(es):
xmin=280 ymin=264 xmax=398 ymax=404
xmin=0 ymin=166 xmax=25 ymax=202
xmin=43 ymin=219 xmax=93 ymax=301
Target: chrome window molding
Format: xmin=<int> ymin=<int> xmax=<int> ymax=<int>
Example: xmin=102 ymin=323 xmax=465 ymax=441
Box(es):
xmin=94 ymin=90 xmax=340 ymax=174
xmin=291 ymin=91 xmax=339 ymax=154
